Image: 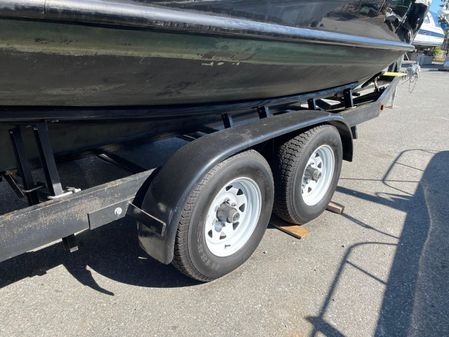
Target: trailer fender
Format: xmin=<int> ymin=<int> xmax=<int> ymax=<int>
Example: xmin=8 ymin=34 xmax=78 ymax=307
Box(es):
xmin=136 ymin=110 xmax=352 ymax=264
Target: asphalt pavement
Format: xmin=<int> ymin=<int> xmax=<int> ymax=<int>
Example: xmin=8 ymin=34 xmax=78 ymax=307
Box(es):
xmin=1 ymin=68 xmax=448 ymax=337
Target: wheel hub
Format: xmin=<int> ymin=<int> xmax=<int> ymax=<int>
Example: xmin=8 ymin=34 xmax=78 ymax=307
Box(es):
xmin=305 ymin=166 xmax=322 ymax=182
xmin=301 ymin=145 xmax=335 ymax=206
xmin=216 ymin=202 xmax=240 ymax=224
xmin=205 ymin=177 xmax=262 ymax=257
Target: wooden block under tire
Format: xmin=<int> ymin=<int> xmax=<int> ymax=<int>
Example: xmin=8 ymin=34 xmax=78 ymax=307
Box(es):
xmin=326 ymin=201 xmax=345 ymax=215
xmin=271 ymin=217 xmax=310 ymax=239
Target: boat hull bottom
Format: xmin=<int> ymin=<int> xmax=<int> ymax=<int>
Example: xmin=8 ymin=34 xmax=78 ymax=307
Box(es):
xmin=0 ymin=18 xmax=404 ymax=108
xmin=0 ymin=49 xmax=401 ymax=107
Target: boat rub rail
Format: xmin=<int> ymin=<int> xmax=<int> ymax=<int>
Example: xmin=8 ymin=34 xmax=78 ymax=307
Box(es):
xmin=0 ymin=0 xmax=414 ymax=51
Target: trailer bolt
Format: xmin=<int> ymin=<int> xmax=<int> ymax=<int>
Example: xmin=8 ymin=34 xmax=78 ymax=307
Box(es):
xmin=114 ymin=207 xmax=123 ymax=216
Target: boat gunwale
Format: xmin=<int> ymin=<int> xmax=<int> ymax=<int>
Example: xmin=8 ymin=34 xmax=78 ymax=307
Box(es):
xmin=0 ymin=0 xmax=415 ymax=52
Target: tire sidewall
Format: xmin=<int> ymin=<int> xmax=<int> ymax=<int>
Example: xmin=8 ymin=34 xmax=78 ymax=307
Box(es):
xmin=187 ymin=153 xmax=274 ymax=279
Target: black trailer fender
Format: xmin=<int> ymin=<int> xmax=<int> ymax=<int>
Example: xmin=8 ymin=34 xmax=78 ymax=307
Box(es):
xmin=136 ymin=110 xmax=352 ymax=264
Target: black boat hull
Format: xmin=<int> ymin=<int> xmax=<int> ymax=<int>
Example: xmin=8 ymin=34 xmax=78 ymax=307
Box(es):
xmin=0 ymin=0 xmax=423 ymax=109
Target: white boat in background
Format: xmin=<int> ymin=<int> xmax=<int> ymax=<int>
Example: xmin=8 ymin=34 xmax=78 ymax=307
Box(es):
xmin=440 ymin=3 xmax=449 ymax=25
xmin=414 ymin=12 xmax=445 ymax=48
xmin=440 ymin=2 xmax=449 ymax=70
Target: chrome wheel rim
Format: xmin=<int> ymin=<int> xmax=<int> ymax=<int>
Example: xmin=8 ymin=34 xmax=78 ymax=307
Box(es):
xmin=204 ymin=177 xmax=262 ymax=257
xmin=301 ymin=145 xmax=335 ymax=206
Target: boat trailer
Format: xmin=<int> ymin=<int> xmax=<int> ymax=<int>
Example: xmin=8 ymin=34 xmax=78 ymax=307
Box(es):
xmin=0 ymin=76 xmax=400 ymax=273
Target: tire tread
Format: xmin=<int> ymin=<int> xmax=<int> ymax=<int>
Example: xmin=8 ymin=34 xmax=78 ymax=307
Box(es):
xmin=274 ymin=125 xmax=335 ymax=223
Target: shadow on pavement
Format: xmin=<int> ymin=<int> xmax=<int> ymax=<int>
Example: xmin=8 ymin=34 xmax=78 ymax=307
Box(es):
xmin=308 ymin=150 xmax=449 ymax=337
xmin=0 ymin=217 xmax=197 ymax=295
xmin=2 ymin=148 xmax=449 ymax=330
xmin=0 ymin=218 xmax=199 ymax=293
xmin=0 ymin=144 xmax=199 ymax=293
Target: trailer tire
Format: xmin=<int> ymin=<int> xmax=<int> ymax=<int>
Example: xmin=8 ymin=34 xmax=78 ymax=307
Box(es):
xmin=172 ymin=150 xmax=274 ymax=282
xmin=274 ymin=125 xmax=342 ymax=224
